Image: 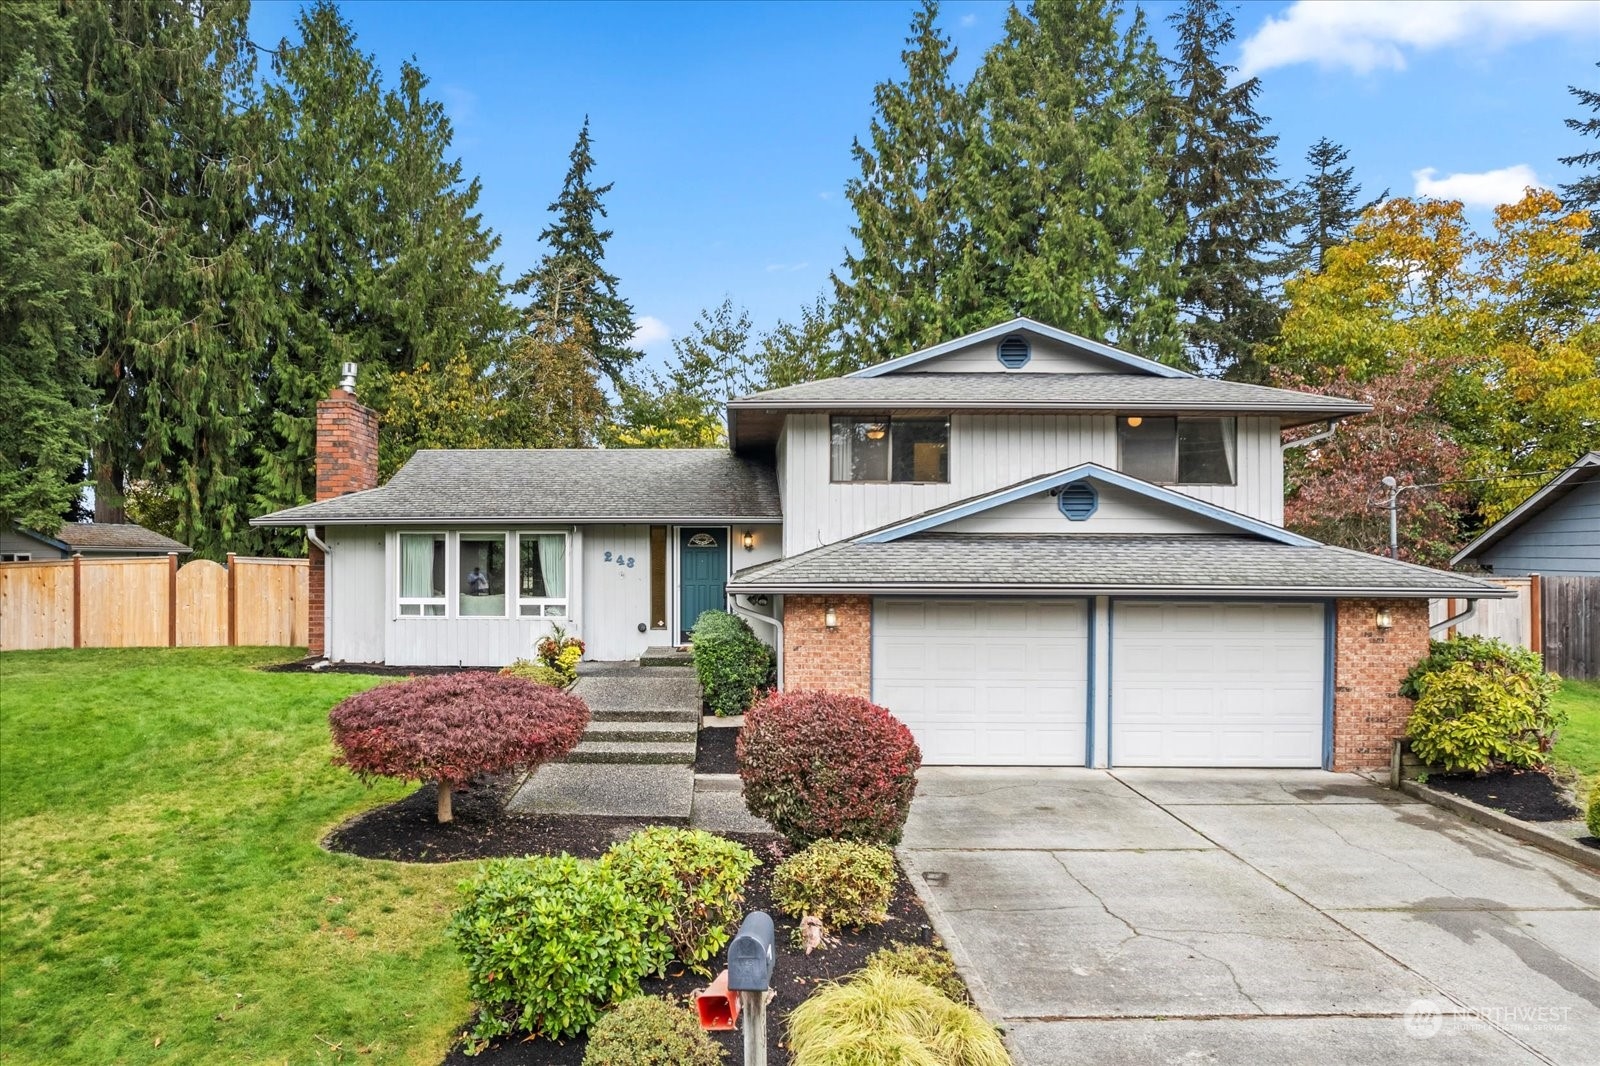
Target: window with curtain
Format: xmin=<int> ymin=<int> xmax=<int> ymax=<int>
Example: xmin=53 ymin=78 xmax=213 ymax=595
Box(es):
xmin=517 ymin=533 xmax=568 ymax=617
xmin=830 ymin=415 xmax=949 ymax=483
xmin=1117 ymin=417 xmax=1236 ymax=485
xmin=458 ymin=534 xmax=507 ymax=617
xmin=398 ymin=533 xmax=447 ymax=616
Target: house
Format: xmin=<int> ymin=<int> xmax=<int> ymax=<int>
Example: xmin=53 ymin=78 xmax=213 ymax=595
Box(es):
xmin=1451 ymin=451 xmax=1599 ymax=577
xmin=1 ymin=521 xmax=192 ymax=562
xmin=253 ymin=318 xmax=1509 ymax=772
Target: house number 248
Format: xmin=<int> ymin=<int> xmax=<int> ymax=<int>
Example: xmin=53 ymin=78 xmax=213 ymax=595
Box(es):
xmin=602 ymin=551 xmax=635 ymax=568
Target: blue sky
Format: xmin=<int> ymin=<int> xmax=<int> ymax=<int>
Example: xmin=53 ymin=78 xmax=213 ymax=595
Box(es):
xmin=247 ymin=0 xmax=1600 ymax=361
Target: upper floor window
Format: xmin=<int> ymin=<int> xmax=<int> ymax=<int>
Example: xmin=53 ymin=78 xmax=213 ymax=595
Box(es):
xmin=830 ymin=415 xmax=950 ymax=483
xmin=1118 ymin=416 xmax=1236 ymax=485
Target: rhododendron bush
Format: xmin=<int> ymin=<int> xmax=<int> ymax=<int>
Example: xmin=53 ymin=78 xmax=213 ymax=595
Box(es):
xmin=329 ymin=672 xmax=589 ymax=822
xmin=737 ymin=690 xmax=921 ymax=846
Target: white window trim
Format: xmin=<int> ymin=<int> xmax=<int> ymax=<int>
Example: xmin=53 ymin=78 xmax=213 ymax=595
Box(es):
xmin=829 ymin=413 xmax=952 ymax=485
xmin=1 ymin=552 xmax=31 ymax=562
xmin=457 ymin=531 xmax=513 ymax=619
xmin=397 ymin=531 xmax=450 ymax=618
xmin=515 ymin=531 xmax=571 ymax=618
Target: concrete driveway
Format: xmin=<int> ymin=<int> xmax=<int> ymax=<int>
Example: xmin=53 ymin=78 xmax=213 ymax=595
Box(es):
xmin=899 ymin=768 xmax=1600 ymax=1066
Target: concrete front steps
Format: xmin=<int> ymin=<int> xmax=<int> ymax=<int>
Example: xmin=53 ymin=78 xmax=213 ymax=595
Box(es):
xmin=639 ymin=646 xmax=694 ymax=667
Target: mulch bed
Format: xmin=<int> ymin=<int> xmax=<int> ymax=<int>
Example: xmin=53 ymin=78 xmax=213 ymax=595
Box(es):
xmin=262 ymin=657 xmax=474 ymax=677
xmin=696 ymin=726 xmax=740 ymax=775
xmin=326 ymin=781 xmax=944 ymax=1066
xmin=1429 ymin=767 xmax=1582 ymax=822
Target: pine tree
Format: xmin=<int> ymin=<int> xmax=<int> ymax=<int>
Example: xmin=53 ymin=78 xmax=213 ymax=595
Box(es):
xmin=964 ymin=0 xmax=1184 ymax=364
xmin=1558 ymin=61 xmax=1600 ymax=249
xmin=515 ymin=120 xmax=639 ymax=387
xmin=833 ymin=0 xmax=971 ymax=365
xmin=1164 ymin=0 xmax=1292 ymax=377
xmin=1288 ymin=138 xmax=1383 ymax=275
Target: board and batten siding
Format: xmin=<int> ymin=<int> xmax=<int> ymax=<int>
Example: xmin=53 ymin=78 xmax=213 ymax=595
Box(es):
xmin=326 ymin=526 xmax=385 ymax=663
xmin=582 ymin=524 xmax=652 ymax=661
xmin=1475 ymin=481 xmax=1600 ymax=577
xmin=781 ymin=413 xmax=1282 ymax=553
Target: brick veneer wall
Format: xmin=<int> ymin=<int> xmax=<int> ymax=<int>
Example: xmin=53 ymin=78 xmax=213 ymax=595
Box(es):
xmin=308 ymin=388 xmax=379 ymax=657
xmin=1332 ymin=598 xmax=1430 ymax=771
xmin=783 ymin=595 xmax=872 ymax=697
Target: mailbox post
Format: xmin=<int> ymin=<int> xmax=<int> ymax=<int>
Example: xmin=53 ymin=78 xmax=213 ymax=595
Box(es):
xmin=727 ymin=911 xmax=776 ymax=1066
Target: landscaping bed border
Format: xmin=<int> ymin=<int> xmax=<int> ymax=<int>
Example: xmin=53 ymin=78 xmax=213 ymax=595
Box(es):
xmin=1398 ymin=778 xmax=1600 ymax=870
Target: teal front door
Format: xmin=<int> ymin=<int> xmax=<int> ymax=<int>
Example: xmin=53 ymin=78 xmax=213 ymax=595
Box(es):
xmin=679 ymin=528 xmax=728 ymax=641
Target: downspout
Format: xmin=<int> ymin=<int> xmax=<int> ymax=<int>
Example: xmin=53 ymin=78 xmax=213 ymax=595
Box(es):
xmin=1283 ymin=423 xmax=1337 ymax=451
xmin=729 ymin=597 xmax=783 ymax=690
xmin=1429 ymin=598 xmax=1478 ymax=636
xmin=306 ymin=525 xmax=332 ymax=660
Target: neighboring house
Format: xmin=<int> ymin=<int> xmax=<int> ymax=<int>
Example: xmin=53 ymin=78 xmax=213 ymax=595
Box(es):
xmin=1 ymin=522 xmax=191 ymax=562
xmin=254 ymin=318 xmax=1508 ymax=772
xmin=1451 ymin=451 xmax=1600 ymax=577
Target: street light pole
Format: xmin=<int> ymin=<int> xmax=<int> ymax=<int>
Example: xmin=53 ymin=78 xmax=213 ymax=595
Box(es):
xmin=1381 ymin=476 xmax=1399 ymax=560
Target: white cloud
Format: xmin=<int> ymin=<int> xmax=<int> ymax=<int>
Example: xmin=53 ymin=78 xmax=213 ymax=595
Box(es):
xmin=630 ymin=316 xmax=671 ymax=349
xmin=1412 ymin=164 xmax=1545 ymax=207
xmin=958 ymin=12 xmax=977 ymax=27
xmin=1237 ymin=1 xmax=1599 ymax=77
xmin=764 ymin=261 xmax=810 ymax=273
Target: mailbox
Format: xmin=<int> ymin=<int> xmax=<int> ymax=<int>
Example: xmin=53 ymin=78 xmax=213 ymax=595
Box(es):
xmin=727 ymin=910 xmax=776 ymax=992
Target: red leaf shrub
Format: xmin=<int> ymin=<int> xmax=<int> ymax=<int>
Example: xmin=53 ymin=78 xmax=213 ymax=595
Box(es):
xmin=737 ymin=690 xmax=921 ymax=847
xmin=329 ymin=672 xmax=589 ymax=822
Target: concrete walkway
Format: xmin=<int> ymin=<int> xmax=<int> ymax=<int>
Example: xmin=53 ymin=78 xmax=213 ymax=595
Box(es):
xmin=899 ymin=768 xmax=1600 ymax=1066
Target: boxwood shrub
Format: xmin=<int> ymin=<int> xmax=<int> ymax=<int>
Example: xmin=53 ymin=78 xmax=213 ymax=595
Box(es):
xmin=864 ymin=942 xmax=970 ymax=1005
xmin=773 ymin=840 xmax=898 ymax=931
xmin=690 ymin=610 xmax=773 ymax=717
xmin=1403 ymin=637 xmax=1563 ymax=773
xmin=449 ymin=855 xmax=655 ymax=1044
xmin=601 ymin=827 xmax=760 ymax=975
xmin=582 ymin=996 xmax=726 ymax=1066
xmin=738 ymin=690 xmax=922 ymax=846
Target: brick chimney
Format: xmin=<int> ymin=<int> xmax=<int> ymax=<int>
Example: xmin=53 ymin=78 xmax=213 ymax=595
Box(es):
xmin=308 ymin=363 xmax=378 ymax=657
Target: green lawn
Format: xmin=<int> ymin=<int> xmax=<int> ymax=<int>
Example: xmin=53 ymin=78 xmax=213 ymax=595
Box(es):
xmin=1552 ymin=678 xmax=1600 ymax=780
xmin=0 ymin=648 xmax=473 ymax=1065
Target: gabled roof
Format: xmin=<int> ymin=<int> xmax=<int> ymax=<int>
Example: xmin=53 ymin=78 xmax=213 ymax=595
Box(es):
xmin=856 ymin=463 xmax=1318 ymax=547
xmin=1452 ymin=451 xmax=1600 ymax=566
xmin=252 ymin=449 xmax=781 ymax=526
xmin=847 ymin=317 xmax=1193 ymax=379
xmin=32 ymin=522 xmax=191 ymax=554
xmin=725 ymin=534 xmax=1515 ymax=599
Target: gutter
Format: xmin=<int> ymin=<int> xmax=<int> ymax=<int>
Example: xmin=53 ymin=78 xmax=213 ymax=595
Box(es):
xmin=1429 ymin=598 xmax=1479 ymax=636
xmin=725 ymin=582 xmax=1517 ymax=600
xmin=725 ymin=398 xmax=1370 ymax=416
xmin=1282 ymin=423 xmax=1337 ymax=451
xmin=252 ymin=513 xmax=783 ymax=528
xmin=728 ymin=597 xmax=783 ymax=690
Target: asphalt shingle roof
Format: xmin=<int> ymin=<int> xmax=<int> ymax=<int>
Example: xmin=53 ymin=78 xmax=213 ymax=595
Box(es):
xmin=52 ymin=523 xmax=191 ymax=553
xmin=253 ymin=449 xmax=781 ymax=526
xmin=727 ymin=534 xmax=1511 ymax=599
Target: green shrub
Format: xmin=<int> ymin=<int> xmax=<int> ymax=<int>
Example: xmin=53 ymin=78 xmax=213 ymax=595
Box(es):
xmin=602 ymin=827 xmax=760 ymax=975
xmin=501 ymin=658 xmax=568 ymax=688
xmin=582 ymin=996 xmax=726 ymax=1066
xmin=1400 ymin=636 xmax=1554 ymax=700
xmin=449 ymin=855 xmax=655 ymax=1043
xmin=1588 ymin=777 xmax=1600 ymax=839
xmin=865 ymin=943 xmax=970 ymax=1005
xmin=1407 ymin=659 xmax=1567 ymax=773
xmin=787 ymin=970 xmax=1011 ymax=1066
xmin=691 ymin=611 xmax=773 ymax=716
xmin=773 ymin=841 xmax=898 ymax=933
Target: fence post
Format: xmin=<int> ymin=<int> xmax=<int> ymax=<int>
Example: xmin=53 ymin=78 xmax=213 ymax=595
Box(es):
xmin=1446 ymin=598 xmax=1458 ymax=639
xmin=227 ymin=552 xmax=238 ymax=646
xmin=168 ymin=553 xmax=179 ymax=647
xmin=1529 ymin=573 xmax=1542 ymax=659
xmin=72 ymin=553 xmax=83 ymax=649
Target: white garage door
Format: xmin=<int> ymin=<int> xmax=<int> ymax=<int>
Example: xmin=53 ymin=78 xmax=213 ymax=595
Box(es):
xmin=1111 ymin=601 xmax=1325 ymax=767
xmin=872 ymin=598 xmax=1089 ymax=766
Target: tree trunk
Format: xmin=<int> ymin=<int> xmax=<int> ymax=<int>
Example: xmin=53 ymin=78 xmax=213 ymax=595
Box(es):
xmin=93 ymin=449 xmax=127 ymax=524
xmin=436 ymin=780 xmax=453 ymax=823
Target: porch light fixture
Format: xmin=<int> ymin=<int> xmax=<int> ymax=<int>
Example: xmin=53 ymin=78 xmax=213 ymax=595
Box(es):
xmin=1126 ymin=416 xmax=1143 ymax=428
xmin=742 ymin=530 xmax=754 ymax=551
xmin=824 ymin=605 xmax=839 ymax=629
xmin=864 ymin=422 xmax=888 ymax=440
xmin=1375 ymin=609 xmax=1394 ymax=630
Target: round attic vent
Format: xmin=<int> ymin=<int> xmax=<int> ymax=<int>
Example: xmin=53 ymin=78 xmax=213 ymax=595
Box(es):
xmin=996 ymin=333 xmax=1031 ymax=369
xmin=1058 ymin=480 xmax=1098 ymax=521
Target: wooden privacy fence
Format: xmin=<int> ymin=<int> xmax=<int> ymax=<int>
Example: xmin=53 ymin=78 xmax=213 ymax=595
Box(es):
xmin=0 ymin=554 xmax=309 ymax=652
xmin=1432 ymin=574 xmax=1600 ymax=681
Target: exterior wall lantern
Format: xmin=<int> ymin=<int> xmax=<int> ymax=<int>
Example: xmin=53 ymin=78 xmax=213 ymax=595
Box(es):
xmin=1375 ymin=609 xmax=1394 ymax=631
xmin=743 ymin=530 xmax=755 ymax=552
xmin=824 ymin=604 xmax=839 ymax=629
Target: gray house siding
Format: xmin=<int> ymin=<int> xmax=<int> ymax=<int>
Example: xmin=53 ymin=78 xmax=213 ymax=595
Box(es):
xmin=1476 ymin=481 xmax=1600 ymax=577
xmin=0 ymin=530 xmax=61 ymax=559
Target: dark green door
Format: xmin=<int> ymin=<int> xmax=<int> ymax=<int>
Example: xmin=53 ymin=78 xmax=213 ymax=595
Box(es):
xmin=679 ymin=528 xmax=728 ymax=641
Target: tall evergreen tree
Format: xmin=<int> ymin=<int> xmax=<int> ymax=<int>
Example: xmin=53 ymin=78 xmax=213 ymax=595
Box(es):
xmin=514 ymin=120 xmax=639 ymax=387
xmin=1164 ymin=0 xmax=1291 ymax=377
xmin=1288 ymin=138 xmax=1383 ymax=275
xmin=964 ymin=0 xmax=1184 ymax=364
xmin=833 ymin=0 xmax=971 ymax=365
xmin=1558 ymin=61 xmax=1600 ymax=248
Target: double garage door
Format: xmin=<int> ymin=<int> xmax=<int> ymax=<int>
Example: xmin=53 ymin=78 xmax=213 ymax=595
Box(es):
xmin=872 ymin=598 xmax=1325 ymax=768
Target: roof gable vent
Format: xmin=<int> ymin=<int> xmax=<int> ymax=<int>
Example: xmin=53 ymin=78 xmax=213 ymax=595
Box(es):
xmin=1057 ymin=480 xmax=1098 ymax=521
xmin=996 ymin=333 xmax=1031 ymax=369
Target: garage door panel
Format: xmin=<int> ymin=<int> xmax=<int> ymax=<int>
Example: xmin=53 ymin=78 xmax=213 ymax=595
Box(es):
xmin=873 ymin=598 xmax=1088 ymax=766
xmin=1111 ymin=601 xmax=1325 ymax=768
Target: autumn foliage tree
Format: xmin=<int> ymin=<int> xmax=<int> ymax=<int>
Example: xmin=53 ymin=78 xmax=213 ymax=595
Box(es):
xmin=329 ymin=672 xmax=589 ymax=823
